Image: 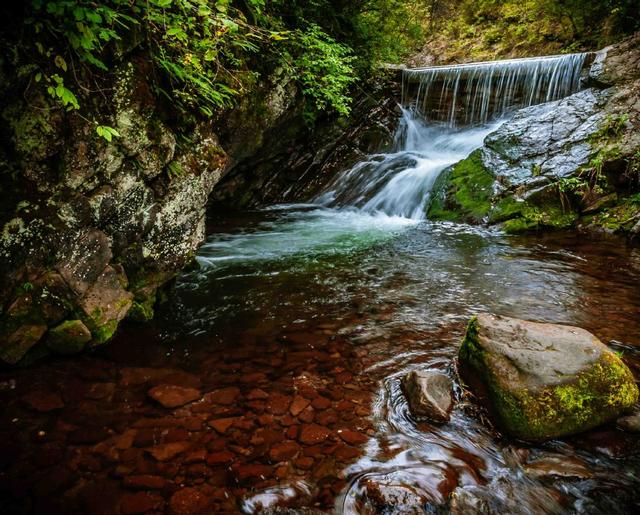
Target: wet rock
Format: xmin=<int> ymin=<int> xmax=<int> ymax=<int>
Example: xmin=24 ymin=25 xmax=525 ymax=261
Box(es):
xmin=299 ymin=424 xmax=331 ymax=445
xmin=123 ymin=475 xmax=168 ymax=490
xmin=311 ymin=396 xmax=332 ymax=410
xmin=22 ymin=390 xmax=64 ymax=412
xmin=146 ymin=441 xmax=191 ymax=461
xmin=362 ymin=479 xmax=429 ymax=514
xmin=147 ymin=384 xmax=201 ymax=408
xmin=0 ymin=323 xmax=48 ymax=365
xmin=208 ymin=417 xmax=237 ymax=434
xmin=169 ymin=487 xmax=211 ymax=515
xmin=401 ymin=370 xmax=454 ymax=423
xmin=236 ymin=463 xmax=273 ymax=481
xmin=290 ymin=396 xmax=311 ymax=416
xmin=78 ymin=265 xmax=133 ymax=344
xmin=120 ymin=492 xmax=164 ymax=514
xmin=616 ymin=409 xmax=640 ymax=432
xmin=266 ymin=393 xmax=291 ymax=415
xmin=46 ymin=319 xmax=92 ymax=355
xmin=208 ymin=386 xmax=240 ymax=405
xmin=337 ymin=429 xmax=369 ymax=445
xmin=524 ymin=454 xmax=592 ymax=479
xmin=269 ymin=441 xmax=301 ymax=462
xmin=459 ymin=314 xmax=638 ymax=441
xmin=206 ymin=451 xmax=235 ymax=465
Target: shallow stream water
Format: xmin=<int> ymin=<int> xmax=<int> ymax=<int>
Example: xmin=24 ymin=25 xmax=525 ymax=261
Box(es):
xmin=2 ymin=208 xmax=640 ymax=514
xmin=2 ymin=59 xmax=640 ymax=512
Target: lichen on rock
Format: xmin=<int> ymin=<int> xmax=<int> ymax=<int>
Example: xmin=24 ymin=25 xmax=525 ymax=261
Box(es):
xmin=458 ymin=314 xmax=638 ymax=441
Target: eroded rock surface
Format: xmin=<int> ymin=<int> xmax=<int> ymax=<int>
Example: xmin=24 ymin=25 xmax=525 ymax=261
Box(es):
xmin=458 ymin=314 xmax=638 ymax=441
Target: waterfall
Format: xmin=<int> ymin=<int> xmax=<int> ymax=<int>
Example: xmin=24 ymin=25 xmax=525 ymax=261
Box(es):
xmin=402 ymin=53 xmax=587 ymax=126
xmin=316 ymin=109 xmax=503 ymax=219
xmin=315 ymin=53 xmax=588 ymax=219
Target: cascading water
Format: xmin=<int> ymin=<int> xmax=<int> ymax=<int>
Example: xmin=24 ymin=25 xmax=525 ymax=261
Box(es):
xmin=194 ymin=53 xmax=589 ymax=269
xmin=402 ymin=53 xmax=587 ymax=126
xmin=315 ymin=109 xmax=502 ymax=219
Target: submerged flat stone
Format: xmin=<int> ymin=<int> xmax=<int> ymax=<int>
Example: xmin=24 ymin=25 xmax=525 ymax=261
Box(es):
xmin=459 ymin=314 xmax=638 ymax=441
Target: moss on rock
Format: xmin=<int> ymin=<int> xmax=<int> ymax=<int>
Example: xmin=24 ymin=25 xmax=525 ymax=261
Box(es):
xmin=427 ymin=150 xmax=495 ymax=223
xmin=459 ymin=314 xmax=639 ymax=441
xmin=46 ymin=319 xmax=92 ymax=355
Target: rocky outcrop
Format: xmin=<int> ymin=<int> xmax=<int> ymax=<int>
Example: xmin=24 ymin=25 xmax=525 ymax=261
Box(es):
xmin=401 ymin=370 xmax=454 ymax=422
xmin=458 ymin=314 xmax=638 ymax=441
xmin=0 ymin=58 xmax=227 ymax=364
xmin=427 ymin=33 xmax=640 ymax=235
xmin=210 ymin=76 xmax=400 ymax=209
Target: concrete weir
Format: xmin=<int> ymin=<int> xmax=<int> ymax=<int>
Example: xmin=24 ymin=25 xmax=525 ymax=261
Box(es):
xmin=401 ymin=53 xmax=595 ymax=126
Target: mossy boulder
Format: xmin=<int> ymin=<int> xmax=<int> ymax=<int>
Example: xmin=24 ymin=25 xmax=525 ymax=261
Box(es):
xmin=46 ymin=319 xmax=92 ymax=355
xmin=427 ymin=150 xmax=495 ymax=223
xmin=459 ymin=314 xmax=638 ymax=441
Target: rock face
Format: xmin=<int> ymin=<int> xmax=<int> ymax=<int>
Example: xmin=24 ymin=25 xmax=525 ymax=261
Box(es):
xmin=458 ymin=314 xmax=638 ymax=441
xmin=401 ymin=370 xmax=454 ymax=422
xmin=428 ymin=32 xmax=640 ymax=235
xmin=0 ymin=58 xmax=228 ymax=364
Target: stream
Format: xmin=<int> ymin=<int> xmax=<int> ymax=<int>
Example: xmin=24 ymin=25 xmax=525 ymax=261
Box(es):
xmin=2 ymin=55 xmax=640 ymax=514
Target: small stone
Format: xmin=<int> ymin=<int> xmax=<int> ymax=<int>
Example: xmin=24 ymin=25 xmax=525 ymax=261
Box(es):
xmin=311 ymin=396 xmax=332 ymax=410
xmin=209 ymin=387 xmax=240 ymax=405
xmin=208 ymin=417 xmax=237 ymax=434
xmin=236 ymin=463 xmax=272 ymax=481
xmin=46 ymin=319 xmax=92 ymax=355
xmin=269 ymin=441 xmax=301 ymax=462
xmin=298 ymin=407 xmax=315 ymax=423
xmin=299 ymin=424 xmax=330 ymax=445
xmin=401 ymin=370 xmax=454 ymax=423
xmin=338 ymin=429 xmax=368 ymax=445
xmin=148 ymin=384 xmax=201 ymax=408
xmin=169 ymin=487 xmax=210 ymax=515
xmin=525 ymin=455 xmax=592 ymax=479
xmin=248 ymin=388 xmax=269 ymax=400
xmin=185 ymin=450 xmax=207 ymax=463
xmin=294 ymin=456 xmax=314 ymax=470
xmin=146 ymin=441 xmax=191 ymax=461
xmin=266 ymin=393 xmax=291 ymax=415
xmin=290 ymin=396 xmax=310 ymax=416
xmin=123 ymin=475 xmax=167 ymax=490
xmin=23 ymin=391 xmax=65 ymax=412
xmin=206 ymin=451 xmax=235 ymax=465
xmin=85 ymin=382 xmax=116 ymax=400
xmin=120 ymin=492 xmax=164 ymax=514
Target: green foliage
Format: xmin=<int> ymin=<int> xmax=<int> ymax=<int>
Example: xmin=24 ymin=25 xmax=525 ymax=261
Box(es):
xmin=424 ymin=0 xmax=640 ymax=62
xmin=284 ymin=25 xmax=356 ymax=117
xmin=95 ymin=125 xmax=120 ymax=142
xmin=21 ymin=0 xmax=371 ymax=121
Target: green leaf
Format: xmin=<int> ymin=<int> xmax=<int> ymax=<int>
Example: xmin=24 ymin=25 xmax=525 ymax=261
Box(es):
xmin=54 ymin=55 xmax=67 ymax=72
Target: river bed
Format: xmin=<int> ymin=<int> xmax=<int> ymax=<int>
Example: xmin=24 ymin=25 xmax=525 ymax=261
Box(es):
xmin=1 ymin=210 xmax=640 ymax=514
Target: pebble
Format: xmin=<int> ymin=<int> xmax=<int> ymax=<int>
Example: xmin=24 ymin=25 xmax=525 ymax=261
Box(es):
xmin=147 ymin=385 xmax=201 ymax=408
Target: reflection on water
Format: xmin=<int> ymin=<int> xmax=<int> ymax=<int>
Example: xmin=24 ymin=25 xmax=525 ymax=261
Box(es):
xmin=165 ymin=209 xmax=640 ymax=514
xmin=1 ymin=207 xmax=639 ymax=514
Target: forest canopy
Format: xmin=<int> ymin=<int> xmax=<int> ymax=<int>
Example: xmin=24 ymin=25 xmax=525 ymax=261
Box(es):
xmin=1 ymin=0 xmax=638 ymax=126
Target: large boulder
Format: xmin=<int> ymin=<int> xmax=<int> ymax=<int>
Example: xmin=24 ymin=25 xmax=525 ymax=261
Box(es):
xmin=458 ymin=314 xmax=638 ymax=441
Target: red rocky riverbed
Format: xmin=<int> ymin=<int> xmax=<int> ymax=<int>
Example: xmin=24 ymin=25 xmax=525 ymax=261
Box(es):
xmin=2 ymin=220 xmax=640 ymax=514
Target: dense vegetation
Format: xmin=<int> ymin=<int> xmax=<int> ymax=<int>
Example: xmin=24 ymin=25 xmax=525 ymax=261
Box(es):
xmin=1 ymin=1 xmax=638 ymax=134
